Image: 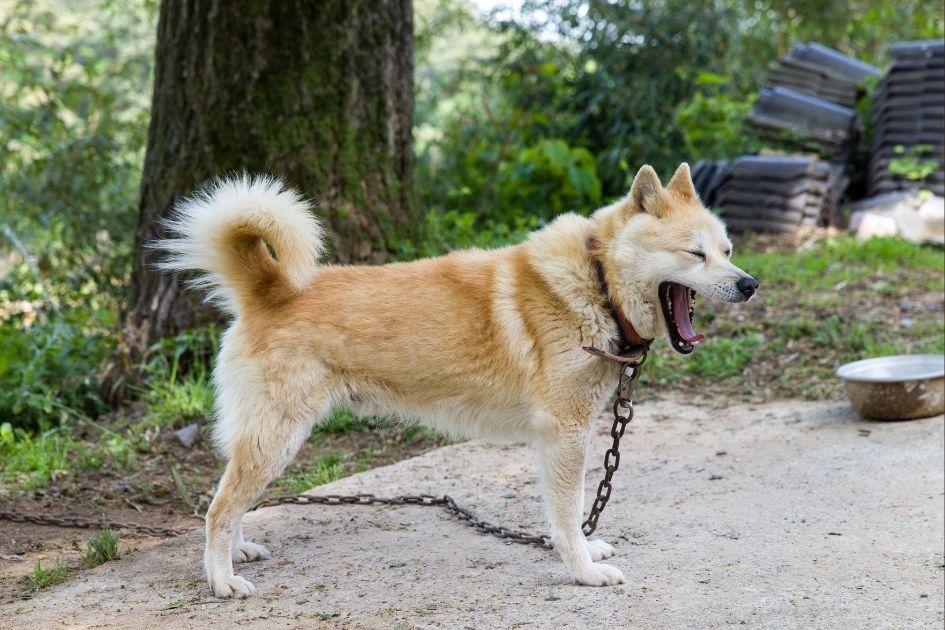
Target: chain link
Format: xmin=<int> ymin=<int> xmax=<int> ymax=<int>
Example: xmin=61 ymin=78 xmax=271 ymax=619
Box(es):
xmin=0 ymin=355 xmax=644 ymax=548
xmin=582 ymin=352 xmax=645 ymax=537
xmin=0 ymin=510 xmax=191 ymax=537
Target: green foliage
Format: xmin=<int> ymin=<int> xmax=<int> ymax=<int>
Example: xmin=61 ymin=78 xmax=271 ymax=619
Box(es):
xmin=674 ymin=74 xmax=757 ymax=162
xmin=138 ymin=326 xmax=219 ymax=427
xmin=30 ymin=558 xmax=69 ymax=590
xmin=889 ymin=145 xmax=940 ymax=183
xmin=0 ymin=0 xmax=155 ymax=431
xmin=0 ymin=312 xmax=115 ymax=429
xmin=82 ymin=529 xmax=119 ymax=567
xmin=416 ymin=0 xmax=944 ymax=207
xmin=0 ymin=421 xmax=92 ymax=488
xmin=315 ymin=408 xmax=367 ymax=434
xmin=140 ymin=367 xmax=213 ymax=428
xmin=394 ymin=210 xmax=538 ymax=259
xmin=499 ymin=139 xmax=601 ymax=218
xmin=277 ymin=454 xmax=345 ymax=494
xmin=501 ymin=0 xmax=743 ymax=191
xmin=0 ymin=0 xmax=154 ymax=261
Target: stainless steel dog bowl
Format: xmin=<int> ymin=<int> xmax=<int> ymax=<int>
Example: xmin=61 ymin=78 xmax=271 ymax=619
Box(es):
xmin=837 ymin=354 xmax=945 ymax=420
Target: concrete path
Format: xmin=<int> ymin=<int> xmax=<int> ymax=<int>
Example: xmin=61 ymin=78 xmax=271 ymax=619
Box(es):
xmin=3 ymin=399 xmax=943 ymax=629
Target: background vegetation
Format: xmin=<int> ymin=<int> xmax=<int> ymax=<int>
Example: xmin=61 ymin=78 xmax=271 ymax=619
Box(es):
xmin=0 ymin=0 xmax=943 ymax=493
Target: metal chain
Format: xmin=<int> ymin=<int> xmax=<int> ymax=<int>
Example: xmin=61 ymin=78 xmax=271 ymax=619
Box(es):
xmin=582 ymin=352 xmax=645 ymax=537
xmin=0 ymin=510 xmax=191 ymax=537
xmin=0 ymin=355 xmax=644 ymax=549
xmin=250 ymin=493 xmax=554 ymax=549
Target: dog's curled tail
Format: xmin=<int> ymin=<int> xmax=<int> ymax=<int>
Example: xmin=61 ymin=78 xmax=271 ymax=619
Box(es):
xmin=157 ymin=175 xmax=324 ymax=315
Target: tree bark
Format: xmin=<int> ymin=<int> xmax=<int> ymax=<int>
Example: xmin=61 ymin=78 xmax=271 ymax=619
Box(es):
xmin=126 ymin=0 xmax=413 ymax=346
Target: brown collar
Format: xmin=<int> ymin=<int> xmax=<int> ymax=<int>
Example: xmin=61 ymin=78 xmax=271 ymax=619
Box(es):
xmin=584 ymin=242 xmax=652 ymax=363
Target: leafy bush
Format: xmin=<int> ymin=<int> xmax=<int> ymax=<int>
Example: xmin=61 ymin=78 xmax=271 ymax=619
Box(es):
xmin=674 ymin=73 xmax=757 ymax=162
xmin=394 ymin=210 xmax=538 ymax=259
xmin=0 ymin=314 xmax=115 ymax=430
xmin=0 ymin=0 xmax=154 ymax=270
xmin=888 ymin=144 xmax=940 ymax=184
xmin=138 ymin=326 xmax=219 ymax=427
xmin=498 ymin=139 xmax=601 ymax=219
xmin=0 ymin=0 xmax=155 ymax=430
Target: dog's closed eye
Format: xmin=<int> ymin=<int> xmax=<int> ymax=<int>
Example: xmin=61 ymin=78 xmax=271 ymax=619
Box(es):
xmin=687 ymin=251 xmax=706 ymax=262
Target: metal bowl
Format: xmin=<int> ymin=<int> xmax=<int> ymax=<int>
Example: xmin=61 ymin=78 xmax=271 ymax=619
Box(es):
xmin=837 ymin=354 xmax=945 ymax=420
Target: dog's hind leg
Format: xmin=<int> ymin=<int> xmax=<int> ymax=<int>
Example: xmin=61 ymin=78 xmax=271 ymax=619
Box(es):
xmin=204 ymin=402 xmax=324 ymax=599
xmin=536 ymin=419 xmax=625 ymax=587
xmin=232 ymin=519 xmax=270 ymax=563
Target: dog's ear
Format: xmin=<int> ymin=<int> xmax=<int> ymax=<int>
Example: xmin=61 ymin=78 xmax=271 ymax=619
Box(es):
xmin=666 ymin=163 xmax=696 ymax=200
xmin=626 ymin=165 xmax=664 ymax=217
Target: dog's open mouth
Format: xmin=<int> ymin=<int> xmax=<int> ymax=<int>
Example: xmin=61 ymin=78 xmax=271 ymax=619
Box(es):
xmin=659 ymin=282 xmax=705 ymax=355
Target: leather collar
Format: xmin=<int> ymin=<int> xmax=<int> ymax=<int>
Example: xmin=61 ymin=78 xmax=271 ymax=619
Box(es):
xmin=584 ymin=239 xmax=652 ymax=363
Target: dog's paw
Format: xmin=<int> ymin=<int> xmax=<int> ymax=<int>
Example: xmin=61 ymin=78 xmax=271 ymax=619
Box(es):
xmin=574 ymin=562 xmax=625 ymax=587
xmin=586 ymin=539 xmax=616 ymax=561
xmin=209 ymin=574 xmax=257 ymax=599
xmin=232 ymin=541 xmax=271 ymax=563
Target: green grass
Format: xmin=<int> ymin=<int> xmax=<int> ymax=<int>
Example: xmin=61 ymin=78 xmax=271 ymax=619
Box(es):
xmin=82 ymin=530 xmax=119 ymax=567
xmin=643 ymin=236 xmax=944 ymax=399
xmin=276 ymin=454 xmax=345 ymax=494
xmin=0 ymin=420 xmax=139 ymax=489
xmin=141 ymin=371 xmax=213 ymax=427
xmin=30 ymin=558 xmax=69 ymax=590
xmin=138 ymin=326 xmax=219 ymax=427
xmin=315 ymin=408 xmax=368 ymax=434
xmin=0 ymin=423 xmax=96 ymax=489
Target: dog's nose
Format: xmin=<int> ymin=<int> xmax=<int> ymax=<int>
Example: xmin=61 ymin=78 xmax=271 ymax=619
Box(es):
xmin=736 ymin=276 xmax=759 ymax=299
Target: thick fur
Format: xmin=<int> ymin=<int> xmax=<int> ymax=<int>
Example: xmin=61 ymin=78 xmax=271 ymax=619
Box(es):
xmin=160 ymin=164 xmax=756 ymax=598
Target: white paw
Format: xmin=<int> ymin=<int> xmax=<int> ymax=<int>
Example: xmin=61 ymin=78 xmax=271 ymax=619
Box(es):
xmin=232 ymin=541 xmax=271 ymax=563
xmin=586 ymin=538 xmax=616 ymax=561
xmin=209 ymin=574 xmax=257 ymax=599
xmin=574 ymin=562 xmax=625 ymax=587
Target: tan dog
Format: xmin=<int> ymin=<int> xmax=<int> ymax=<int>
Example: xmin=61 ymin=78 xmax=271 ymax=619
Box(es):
xmin=160 ymin=163 xmax=758 ymax=598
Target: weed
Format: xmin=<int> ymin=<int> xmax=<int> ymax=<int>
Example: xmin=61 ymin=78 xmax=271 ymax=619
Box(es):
xmin=82 ymin=530 xmax=119 ymax=567
xmin=315 ymin=408 xmax=367 ymax=434
xmin=138 ymin=326 xmax=219 ymax=427
xmin=30 ymin=558 xmax=69 ymax=590
xmin=141 ymin=369 xmax=213 ymax=428
xmin=170 ymin=467 xmax=195 ymax=509
xmin=0 ymin=425 xmax=82 ymax=488
xmin=277 ymin=454 xmax=345 ymax=493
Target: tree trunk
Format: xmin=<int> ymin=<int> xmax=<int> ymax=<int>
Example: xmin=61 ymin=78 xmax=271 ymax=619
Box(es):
xmin=126 ymin=0 xmax=413 ymax=347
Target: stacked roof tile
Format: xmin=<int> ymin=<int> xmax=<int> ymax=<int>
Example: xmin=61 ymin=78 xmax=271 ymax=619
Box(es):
xmin=745 ymin=44 xmax=879 ymax=162
xmin=868 ymin=40 xmax=945 ymax=197
xmin=767 ymin=42 xmax=879 ymax=107
xmin=693 ymin=156 xmax=847 ymax=233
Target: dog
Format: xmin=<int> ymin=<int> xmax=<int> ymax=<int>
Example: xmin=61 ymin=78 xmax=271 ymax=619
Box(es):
xmin=159 ymin=163 xmax=758 ymax=598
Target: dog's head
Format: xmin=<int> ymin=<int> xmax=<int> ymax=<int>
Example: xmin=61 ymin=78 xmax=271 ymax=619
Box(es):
xmin=597 ymin=163 xmax=758 ymax=355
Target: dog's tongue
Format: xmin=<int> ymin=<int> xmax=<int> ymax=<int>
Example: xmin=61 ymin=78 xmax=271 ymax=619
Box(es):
xmin=671 ymin=284 xmax=705 ymax=343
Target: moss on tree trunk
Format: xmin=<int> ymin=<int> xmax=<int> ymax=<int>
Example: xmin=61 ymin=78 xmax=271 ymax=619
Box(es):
xmin=126 ymin=0 xmax=414 ymax=346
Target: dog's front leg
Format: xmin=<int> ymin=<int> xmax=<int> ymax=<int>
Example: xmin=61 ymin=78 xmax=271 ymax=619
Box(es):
xmin=536 ymin=423 xmax=625 ymax=586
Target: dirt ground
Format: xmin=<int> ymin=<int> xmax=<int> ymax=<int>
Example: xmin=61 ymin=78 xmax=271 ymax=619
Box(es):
xmin=1 ymin=397 xmax=942 ymax=628
xmin=0 ymin=424 xmax=447 ymax=603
